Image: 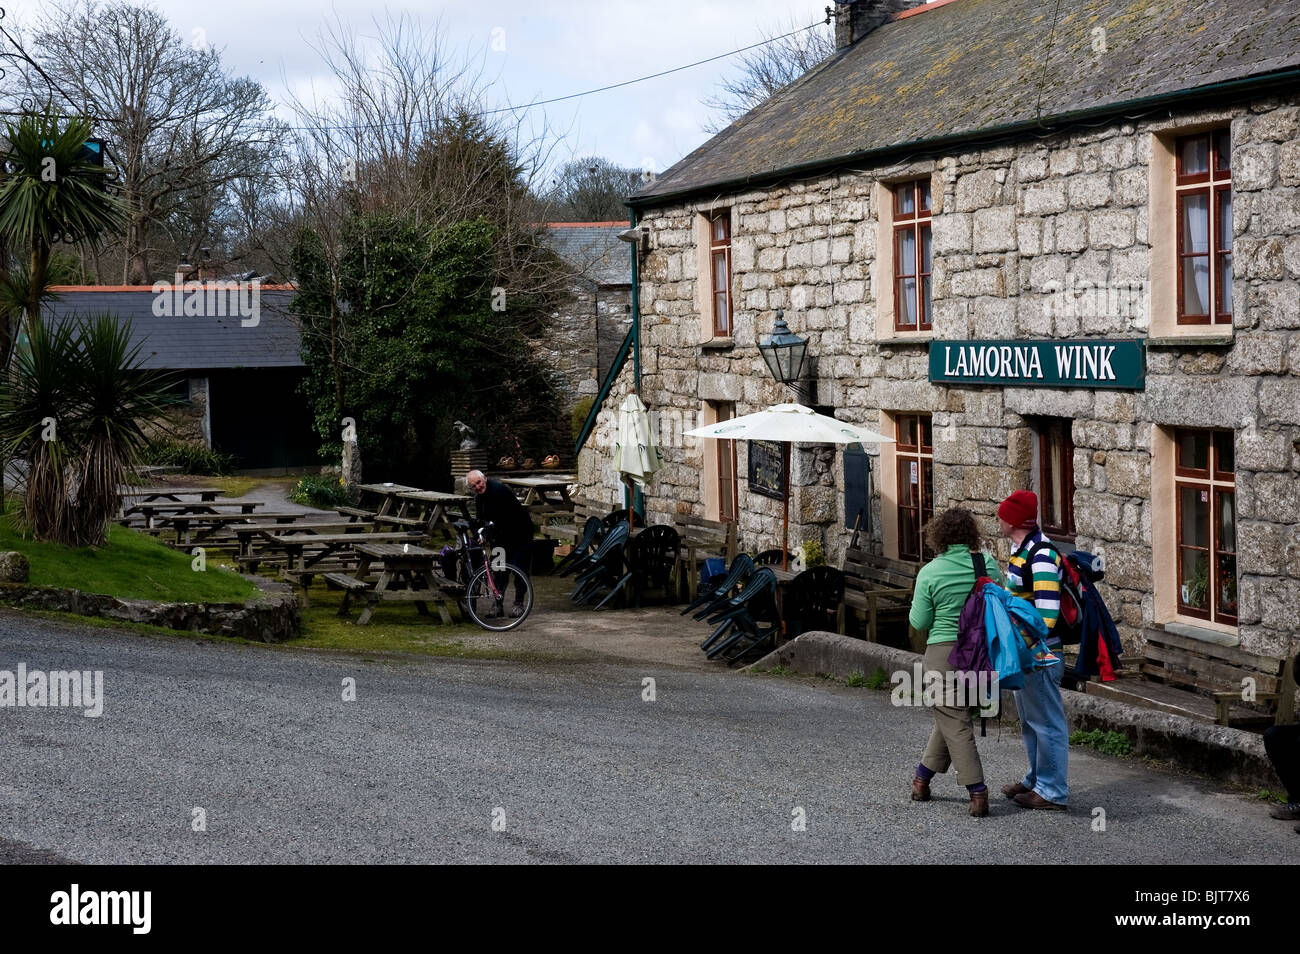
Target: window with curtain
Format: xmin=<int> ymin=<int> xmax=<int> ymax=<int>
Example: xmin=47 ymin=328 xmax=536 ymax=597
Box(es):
xmin=893 ymin=181 xmax=932 ymax=331
xmin=1176 ymin=130 xmax=1232 ymax=324
xmin=1174 ymin=428 xmax=1236 ymax=624
xmin=710 ymin=212 xmax=732 ymax=337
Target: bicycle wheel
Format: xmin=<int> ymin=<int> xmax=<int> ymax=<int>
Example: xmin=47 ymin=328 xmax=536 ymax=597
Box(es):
xmin=465 ymin=564 xmax=533 ymax=631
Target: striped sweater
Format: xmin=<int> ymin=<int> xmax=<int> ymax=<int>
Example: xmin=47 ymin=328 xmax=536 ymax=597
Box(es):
xmin=1006 ymin=529 xmax=1063 ymax=644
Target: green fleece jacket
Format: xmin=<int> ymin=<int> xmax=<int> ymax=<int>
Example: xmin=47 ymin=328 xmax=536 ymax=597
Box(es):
xmin=908 ymin=544 xmax=1005 ymax=645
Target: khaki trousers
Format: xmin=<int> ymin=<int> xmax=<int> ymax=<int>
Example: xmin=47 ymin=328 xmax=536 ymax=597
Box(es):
xmin=919 ymin=642 xmax=985 ymax=786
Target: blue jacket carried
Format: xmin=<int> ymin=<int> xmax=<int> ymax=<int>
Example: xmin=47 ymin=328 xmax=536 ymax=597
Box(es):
xmin=982 ymin=583 xmax=1057 ymax=691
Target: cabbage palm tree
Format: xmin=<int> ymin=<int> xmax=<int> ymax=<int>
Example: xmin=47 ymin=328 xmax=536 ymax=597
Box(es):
xmin=0 ymin=108 xmax=125 ymax=363
xmin=67 ymin=314 xmax=175 ymax=546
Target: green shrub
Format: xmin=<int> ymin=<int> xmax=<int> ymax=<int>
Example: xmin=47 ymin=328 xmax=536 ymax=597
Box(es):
xmin=846 ymin=670 xmax=867 ymax=688
xmin=570 ymin=397 xmax=595 ymax=444
xmin=290 ymin=475 xmax=350 ymax=509
xmin=799 ymin=540 xmax=826 ymax=568
xmin=143 ymin=439 xmax=235 ymax=476
xmin=866 ymin=667 xmax=889 ymax=690
xmin=1069 ymin=729 xmax=1133 ymax=757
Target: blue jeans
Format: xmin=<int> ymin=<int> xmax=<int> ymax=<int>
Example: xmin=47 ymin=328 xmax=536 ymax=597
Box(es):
xmin=1014 ymin=658 xmax=1069 ymax=805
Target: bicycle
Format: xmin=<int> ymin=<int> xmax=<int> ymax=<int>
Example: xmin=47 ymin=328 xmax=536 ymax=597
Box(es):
xmin=448 ymin=519 xmax=533 ymax=631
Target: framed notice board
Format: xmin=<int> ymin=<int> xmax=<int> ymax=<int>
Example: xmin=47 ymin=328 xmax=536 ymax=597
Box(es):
xmin=747 ymin=440 xmax=787 ymax=501
xmin=843 ymin=444 xmax=871 ymax=532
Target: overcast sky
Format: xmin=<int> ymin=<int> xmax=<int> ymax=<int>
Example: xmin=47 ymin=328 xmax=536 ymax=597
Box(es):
xmin=4 ymin=0 xmax=846 ymax=182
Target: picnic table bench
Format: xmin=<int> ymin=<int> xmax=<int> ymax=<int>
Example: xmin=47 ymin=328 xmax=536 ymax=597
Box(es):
xmin=119 ymin=486 xmax=223 ymax=504
xmin=233 ymin=520 xmax=392 ymax=569
xmin=270 ymin=531 xmax=425 ymax=605
xmin=123 ymin=500 xmax=263 ymax=522
xmin=326 ymin=541 xmax=462 ymax=625
xmin=394 ymin=490 xmax=473 ymax=534
xmin=154 ymin=512 xmax=299 ymax=546
xmin=1084 ymin=624 xmax=1298 ymax=728
xmin=501 ymin=475 xmax=575 ymax=505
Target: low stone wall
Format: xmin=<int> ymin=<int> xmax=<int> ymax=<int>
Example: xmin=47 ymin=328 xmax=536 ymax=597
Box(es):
xmin=751 ymin=631 xmax=1283 ymax=789
xmin=0 ymin=575 xmax=299 ymax=642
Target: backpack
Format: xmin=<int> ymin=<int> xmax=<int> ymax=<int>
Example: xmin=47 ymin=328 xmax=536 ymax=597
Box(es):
xmin=1028 ymin=540 xmax=1086 ymax=645
xmin=948 ymin=550 xmax=995 ymax=674
xmin=948 ymin=551 xmax=999 ymax=728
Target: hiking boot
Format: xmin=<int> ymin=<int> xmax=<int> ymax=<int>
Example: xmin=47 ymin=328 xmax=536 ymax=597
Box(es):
xmin=1013 ymin=791 xmax=1067 ymax=811
xmin=911 ymin=775 xmax=931 ymax=802
xmin=1001 ymin=782 xmax=1031 ymax=799
xmin=1268 ymin=802 xmax=1300 ymax=821
xmin=969 ymin=790 xmax=989 ymax=818
xmin=509 ymin=603 xmax=525 ymax=619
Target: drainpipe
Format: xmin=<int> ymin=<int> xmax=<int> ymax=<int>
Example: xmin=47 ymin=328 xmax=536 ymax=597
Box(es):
xmin=629 ymin=209 xmax=644 ymax=519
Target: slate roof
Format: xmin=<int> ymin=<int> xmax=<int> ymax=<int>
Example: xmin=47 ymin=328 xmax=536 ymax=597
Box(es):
xmin=543 ymin=223 xmax=633 ymax=286
xmin=42 ymin=287 xmax=303 ymax=370
xmin=632 ymin=0 xmax=1300 ymax=206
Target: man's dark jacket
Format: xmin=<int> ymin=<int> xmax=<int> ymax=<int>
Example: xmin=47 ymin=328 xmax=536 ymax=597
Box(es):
xmin=475 ymin=479 xmax=534 ymax=547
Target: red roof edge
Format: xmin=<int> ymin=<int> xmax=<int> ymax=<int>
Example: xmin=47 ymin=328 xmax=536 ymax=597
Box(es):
xmin=543 ymin=221 xmax=632 ymax=228
xmin=48 ymin=283 xmax=298 ymax=292
xmin=892 ymin=0 xmax=963 ymax=21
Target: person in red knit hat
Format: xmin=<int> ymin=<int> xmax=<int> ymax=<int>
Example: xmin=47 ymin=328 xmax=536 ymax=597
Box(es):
xmin=998 ymin=489 xmax=1069 ymax=811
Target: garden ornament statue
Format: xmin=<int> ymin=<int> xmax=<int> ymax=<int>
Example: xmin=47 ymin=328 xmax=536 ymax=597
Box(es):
xmin=453 ymin=420 xmax=481 ymax=451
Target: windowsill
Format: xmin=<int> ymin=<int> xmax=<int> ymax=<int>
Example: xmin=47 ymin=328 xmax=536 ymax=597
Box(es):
xmin=701 ymin=337 xmax=735 ymax=350
xmin=1147 ymin=333 xmax=1234 ymax=348
xmin=875 ymin=333 xmax=933 ymax=345
xmin=1154 ymin=619 xmax=1240 ymax=645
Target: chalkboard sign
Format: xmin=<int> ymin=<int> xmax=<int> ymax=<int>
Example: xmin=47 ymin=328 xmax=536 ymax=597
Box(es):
xmin=843 ymin=444 xmax=871 ymax=531
xmin=748 ymin=440 xmax=787 ymax=501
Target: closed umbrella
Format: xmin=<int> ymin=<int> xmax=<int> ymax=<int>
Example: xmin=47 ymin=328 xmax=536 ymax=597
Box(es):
xmin=613 ymin=393 xmax=663 ymax=492
xmin=685 ymin=403 xmax=893 ymax=569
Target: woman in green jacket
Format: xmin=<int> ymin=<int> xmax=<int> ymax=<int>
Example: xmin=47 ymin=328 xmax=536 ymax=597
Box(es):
xmin=907 ymin=508 xmax=1003 ymax=817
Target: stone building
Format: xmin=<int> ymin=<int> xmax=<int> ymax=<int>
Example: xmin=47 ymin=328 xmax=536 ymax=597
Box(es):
xmin=538 ymin=222 xmax=634 ymax=411
xmin=576 ymin=0 xmax=1300 ymax=660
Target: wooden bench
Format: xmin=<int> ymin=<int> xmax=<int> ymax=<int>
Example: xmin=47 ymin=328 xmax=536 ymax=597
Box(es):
xmin=1084 ymin=624 xmax=1298 ymax=728
xmin=321 ymin=572 xmax=371 ymax=601
xmin=542 ymin=495 xmax=609 ymax=544
xmin=335 ymin=506 xmax=377 ymax=522
xmin=838 ymin=543 xmax=917 ymax=644
xmin=672 ymin=515 xmax=739 ymax=601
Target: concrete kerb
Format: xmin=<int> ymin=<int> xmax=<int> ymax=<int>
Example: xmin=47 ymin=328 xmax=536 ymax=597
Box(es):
xmin=749 ymin=631 xmax=1284 ymax=789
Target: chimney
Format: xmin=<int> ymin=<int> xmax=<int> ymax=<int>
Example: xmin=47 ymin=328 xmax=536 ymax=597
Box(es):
xmin=834 ymin=0 xmax=928 ymax=49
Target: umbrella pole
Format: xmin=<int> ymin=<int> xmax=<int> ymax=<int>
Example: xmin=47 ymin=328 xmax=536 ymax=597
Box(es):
xmin=782 ymin=442 xmax=791 ymax=572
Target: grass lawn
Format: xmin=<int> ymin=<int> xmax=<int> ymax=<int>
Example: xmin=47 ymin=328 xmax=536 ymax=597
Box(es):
xmin=290 ymin=582 xmax=536 ymax=659
xmin=0 ymin=511 xmax=259 ymax=603
xmin=149 ymin=474 xmax=262 ymax=499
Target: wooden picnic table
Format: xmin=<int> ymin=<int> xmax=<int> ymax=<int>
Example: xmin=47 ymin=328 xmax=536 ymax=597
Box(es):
xmin=159 ymin=512 xmax=297 ymax=546
xmin=232 ymin=520 xmax=378 ymax=564
xmin=499 ymin=475 xmax=576 ymax=507
xmin=119 ymin=486 xmax=223 ymax=504
xmin=266 ymin=530 xmax=423 ymax=572
xmin=354 ymin=483 xmax=423 ymax=517
xmin=124 ymin=500 xmax=262 ymax=522
xmin=394 ymin=490 xmax=473 ymax=534
xmin=332 ymin=541 xmax=461 ymax=625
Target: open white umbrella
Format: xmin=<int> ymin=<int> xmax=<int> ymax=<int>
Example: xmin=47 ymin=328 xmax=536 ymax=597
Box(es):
xmin=613 ymin=392 xmax=663 ymax=492
xmin=685 ymin=403 xmax=893 ymax=569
